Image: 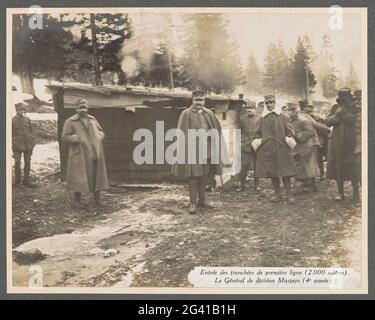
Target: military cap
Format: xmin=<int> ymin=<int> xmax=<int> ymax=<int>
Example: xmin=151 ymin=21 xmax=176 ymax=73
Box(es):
xmin=247 ymin=101 xmax=256 ymax=109
xmin=264 ymin=95 xmax=275 ymax=103
xmin=287 ymin=102 xmax=298 ymax=111
xmin=75 ymin=98 xmax=89 ymax=108
xmin=336 ymin=88 xmax=353 ymax=103
xmin=15 ymin=102 xmax=26 ymax=111
xmin=192 ymin=90 xmax=205 ymax=98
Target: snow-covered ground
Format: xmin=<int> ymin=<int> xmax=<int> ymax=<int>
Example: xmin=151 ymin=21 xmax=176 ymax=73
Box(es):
xmin=27 ymin=113 xmax=57 ymax=121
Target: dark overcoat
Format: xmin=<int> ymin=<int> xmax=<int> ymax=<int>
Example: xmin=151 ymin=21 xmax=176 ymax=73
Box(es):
xmin=325 ymin=104 xmax=357 ymax=182
xmin=62 ymin=114 xmax=109 ymax=193
xmin=171 ymin=106 xmax=230 ymax=178
xmin=254 ymin=112 xmax=297 ymax=178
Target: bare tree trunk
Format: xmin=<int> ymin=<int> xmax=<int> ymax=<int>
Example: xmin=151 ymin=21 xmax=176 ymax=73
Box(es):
xmin=162 ymin=14 xmax=174 ymax=91
xmin=90 ymin=13 xmax=103 ymax=87
xmin=14 ymin=14 xmax=36 ymax=98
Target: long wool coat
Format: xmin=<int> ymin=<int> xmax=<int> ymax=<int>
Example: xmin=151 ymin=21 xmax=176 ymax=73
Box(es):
xmin=254 ymin=112 xmax=297 ymax=178
xmin=171 ymin=106 xmax=230 ymax=178
xmin=292 ymin=113 xmax=323 ymax=180
xmin=62 ymin=114 xmax=109 ymax=193
xmin=325 ymin=104 xmax=357 ymax=182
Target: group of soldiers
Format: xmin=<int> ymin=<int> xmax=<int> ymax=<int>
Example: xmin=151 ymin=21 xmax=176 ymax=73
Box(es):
xmin=12 ymin=99 xmax=109 ymax=209
xmin=171 ymin=88 xmax=362 ymax=213
xmin=12 ymin=88 xmax=362 ymax=214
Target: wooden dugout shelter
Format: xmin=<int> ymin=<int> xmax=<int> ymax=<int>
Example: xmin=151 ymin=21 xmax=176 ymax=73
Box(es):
xmin=46 ymin=83 xmax=244 ymax=182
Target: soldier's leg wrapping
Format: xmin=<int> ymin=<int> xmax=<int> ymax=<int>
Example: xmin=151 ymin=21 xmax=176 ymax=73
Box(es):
xmin=23 ymin=150 xmax=33 ymax=183
xmin=271 ymin=178 xmax=281 ymax=196
xmin=336 ymin=180 xmax=345 ymax=199
xmin=13 ymin=150 xmax=22 ymax=184
xmin=254 ymin=177 xmax=260 ymax=191
xmin=188 ymin=178 xmax=198 ymax=205
xmin=74 ymin=192 xmax=81 ymax=202
xmin=311 ymin=178 xmax=318 ymax=191
xmin=241 ymin=162 xmax=250 ymax=186
xmin=352 ymin=177 xmax=360 ymax=202
xmin=318 ymin=148 xmax=325 ymax=178
xmin=253 ymin=154 xmax=260 ymax=191
xmin=282 ymin=177 xmax=292 ymax=196
xmin=282 ymin=176 xmax=296 ymax=203
xmin=72 ymin=192 xmax=83 ymax=209
xmin=198 ymin=177 xmax=206 ymax=202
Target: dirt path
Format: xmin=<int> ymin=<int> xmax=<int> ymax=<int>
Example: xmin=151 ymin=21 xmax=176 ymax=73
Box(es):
xmin=12 ymin=178 xmax=362 ymax=288
xmin=12 ymin=141 xmax=362 ymax=288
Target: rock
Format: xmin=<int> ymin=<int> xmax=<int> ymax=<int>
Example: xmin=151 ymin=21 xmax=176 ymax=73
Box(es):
xmin=13 ymin=249 xmax=48 ymax=265
xmin=103 ymin=249 xmax=119 ymax=258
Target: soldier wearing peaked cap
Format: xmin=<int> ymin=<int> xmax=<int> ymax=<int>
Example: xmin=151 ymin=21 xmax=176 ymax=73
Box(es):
xmin=12 ymin=102 xmax=36 ymax=187
xmin=325 ymin=88 xmax=359 ymax=201
xmin=62 ymin=99 xmax=109 ymax=209
xmin=288 ymin=103 xmax=328 ymax=193
xmin=252 ymin=95 xmax=297 ymax=204
xmin=172 ymin=90 xmax=230 ymax=214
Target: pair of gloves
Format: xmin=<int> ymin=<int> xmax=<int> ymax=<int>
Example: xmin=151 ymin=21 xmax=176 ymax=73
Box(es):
xmin=251 ymin=137 xmax=296 ymax=152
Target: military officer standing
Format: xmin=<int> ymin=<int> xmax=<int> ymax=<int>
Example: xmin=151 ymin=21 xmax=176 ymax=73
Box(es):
xmin=62 ymin=99 xmax=109 ymax=208
xmin=252 ymin=95 xmax=297 ymax=204
xmin=172 ymin=90 xmax=229 ymax=214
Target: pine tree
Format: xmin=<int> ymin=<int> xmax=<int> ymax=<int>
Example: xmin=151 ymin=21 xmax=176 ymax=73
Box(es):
xmin=13 ymin=14 xmax=75 ymax=96
xmin=65 ymin=13 xmax=132 ymax=85
xmin=262 ymin=43 xmax=278 ymax=95
xmin=318 ymin=34 xmax=337 ymax=99
xmin=245 ymin=53 xmax=261 ymax=95
xmin=262 ymin=41 xmax=289 ymax=95
xmin=289 ymin=36 xmax=317 ymax=99
xmin=345 ymin=62 xmax=360 ymax=89
xmin=121 ymin=13 xmax=183 ymax=88
xmin=180 ymin=13 xmax=243 ymax=94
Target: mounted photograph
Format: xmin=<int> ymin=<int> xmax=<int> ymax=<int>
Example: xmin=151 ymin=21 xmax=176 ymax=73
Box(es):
xmin=6 ymin=6 xmax=368 ymax=294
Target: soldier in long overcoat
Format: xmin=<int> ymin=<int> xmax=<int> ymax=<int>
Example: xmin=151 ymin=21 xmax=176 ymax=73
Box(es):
xmin=325 ymin=88 xmax=358 ymax=201
xmin=302 ymin=103 xmax=330 ymax=180
xmin=172 ymin=90 xmax=229 ymax=214
xmin=288 ymin=103 xmax=329 ymax=193
xmin=252 ymin=95 xmax=297 ymax=204
xmin=62 ymin=99 xmax=109 ymax=208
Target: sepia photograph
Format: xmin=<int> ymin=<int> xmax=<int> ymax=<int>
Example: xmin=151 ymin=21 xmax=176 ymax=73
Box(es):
xmin=6 ymin=6 xmax=368 ymax=294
